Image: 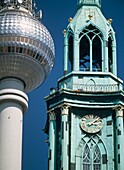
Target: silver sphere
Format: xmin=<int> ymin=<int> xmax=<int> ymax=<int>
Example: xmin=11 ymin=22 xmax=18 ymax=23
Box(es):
xmin=0 ymin=10 xmax=55 ymax=92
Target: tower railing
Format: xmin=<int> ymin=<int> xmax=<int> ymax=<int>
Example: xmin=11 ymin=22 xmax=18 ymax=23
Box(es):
xmin=70 ymin=83 xmax=122 ymax=92
xmin=56 ymin=83 xmax=123 ymax=93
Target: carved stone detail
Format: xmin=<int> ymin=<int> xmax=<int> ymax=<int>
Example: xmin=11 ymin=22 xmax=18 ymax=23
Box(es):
xmin=61 ymin=104 xmax=70 ymax=115
xmin=113 ymin=105 xmax=124 ymax=118
xmin=48 ymin=109 xmax=56 ymax=121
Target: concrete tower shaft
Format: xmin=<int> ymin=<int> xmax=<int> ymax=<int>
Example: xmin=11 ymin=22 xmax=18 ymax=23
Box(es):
xmin=0 ymin=78 xmax=28 ymax=170
xmin=0 ymin=0 xmax=55 ymax=170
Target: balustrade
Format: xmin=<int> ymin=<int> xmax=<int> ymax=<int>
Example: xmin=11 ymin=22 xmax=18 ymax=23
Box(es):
xmin=66 ymin=83 xmax=122 ymax=92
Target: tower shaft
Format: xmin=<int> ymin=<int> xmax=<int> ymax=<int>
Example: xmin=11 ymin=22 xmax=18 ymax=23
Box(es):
xmin=0 ymin=0 xmax=54 ymax=169
xmin=45 ymin=1 xmax=124 ymax=170
xmin=0 ymin=78 xmax=28 ymax=170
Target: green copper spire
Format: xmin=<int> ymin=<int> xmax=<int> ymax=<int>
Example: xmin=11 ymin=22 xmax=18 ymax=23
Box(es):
xmin=78 ymin=0 xmax=101 ymax=8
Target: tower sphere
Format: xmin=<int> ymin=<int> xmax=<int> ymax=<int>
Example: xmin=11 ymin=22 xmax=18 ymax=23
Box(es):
xmin=0 ymin=0 xmax=55 ymax=92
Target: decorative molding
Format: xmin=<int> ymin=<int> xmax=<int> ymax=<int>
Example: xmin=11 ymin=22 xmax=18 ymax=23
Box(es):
xmin=61 ymin=103 xmax=70 ymax=115
xmin=113 ymin=105 xmax=124 ymax=118
xmin=47 ymin=109 xmax=56 ymax=121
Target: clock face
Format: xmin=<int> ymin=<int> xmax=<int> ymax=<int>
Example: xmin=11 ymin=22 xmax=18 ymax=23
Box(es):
xmin=80 ymin=114 xmax=103 ymax=134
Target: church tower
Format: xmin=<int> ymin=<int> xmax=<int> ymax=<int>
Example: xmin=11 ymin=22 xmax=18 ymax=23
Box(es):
xmin=45 ymin=0 xmax=124 ymax=169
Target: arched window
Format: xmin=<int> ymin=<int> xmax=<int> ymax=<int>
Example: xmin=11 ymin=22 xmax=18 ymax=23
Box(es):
xmin=83 ymin=144 xmax=101 ymax=170
xmin=83 ymin=145 xmax=91 ymax=169
xmin=92 ymin=36 xmax=102 ymax=71
xmin=108 ymin=36 xmax=113 ymax=73
xmin=79 ymin=25 xmax=103 ymax=72
xmin=68 ymin=35 xmax=73 ymax=72
xmin=93 ymin=145 xmax=101 ymax=170
xmin=80 ymin=35 xmax=90 ymax=71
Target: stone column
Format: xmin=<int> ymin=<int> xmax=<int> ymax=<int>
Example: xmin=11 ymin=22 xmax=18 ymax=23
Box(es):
xmin=114 ymin=105 xmax=124 ymax=170
xmin=104 ymin=39 xmax=109 ymax=72
xmin=101 ymin=41 xmax=104 ymax=71
xmin=73 ymin=33 xmax=79 ymax=71
xmin=61 ymin=104 xmax=69 ymax=170
xmin=48 ymin=110 xmax=56 ymax=170
xmin=90 ymin=40 xmax=92 ymax=71
xmin=64 ymin=34 xmax=69 ymax=75
xmin=112 ymin=41 xmax=117 ymax=75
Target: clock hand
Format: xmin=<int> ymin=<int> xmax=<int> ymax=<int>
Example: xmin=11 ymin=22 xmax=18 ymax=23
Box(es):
xmin=87 ymin=121 xmax=94 ymax=126
xmin=92 ymin=122 xmax=101 ymax=125
xmin=87 ymin=118 xmax=100 ymax=126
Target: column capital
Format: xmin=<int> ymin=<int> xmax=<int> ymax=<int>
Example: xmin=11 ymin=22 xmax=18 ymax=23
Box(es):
xmin=113 ymin=105 xmax=124 ymax=118
xmin=61 ymin=104 xmax=70 ymax=115
xmin=113 ymin=105 xmax=124 ymax=111
xmin=47 ymin=109 xmax=56 ymax=121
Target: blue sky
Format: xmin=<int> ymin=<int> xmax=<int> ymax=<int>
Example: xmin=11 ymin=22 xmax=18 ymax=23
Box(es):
xmin=22 ymin=1 xmax=124 ymax=170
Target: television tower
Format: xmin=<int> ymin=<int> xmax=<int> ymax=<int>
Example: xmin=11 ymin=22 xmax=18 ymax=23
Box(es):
xmin=0 ymin=0 xmax=54 ymax=170
xmin=45 ymin=0 xmax=124 ymax=170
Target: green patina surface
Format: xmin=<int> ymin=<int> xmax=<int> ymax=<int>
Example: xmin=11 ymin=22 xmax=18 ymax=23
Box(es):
xmin=45 ymin=1 xmax=124 ymax=170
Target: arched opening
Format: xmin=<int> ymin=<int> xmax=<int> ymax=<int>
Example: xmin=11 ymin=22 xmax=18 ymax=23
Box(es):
xmin=76 ymin=135 xmax=107 ymax=170
xmin=83 ymin=144 xmax=101 ymax=170
xmin=83 ymin=145 xmax=91 ymax=169
xmin=108 ymin=36 xmax=113 ymax=73
xmin=68 ymin=35 xmax=73 ymax=72
xmin=92 ymin=36 xmax=102 ymax=71
xmin=93 ymin=145 xmax=101 ymax=170
xmin=79 ymin=24 xmax=103 ymax=72
xmin=80 ymin=35 xmax=90 ymax=71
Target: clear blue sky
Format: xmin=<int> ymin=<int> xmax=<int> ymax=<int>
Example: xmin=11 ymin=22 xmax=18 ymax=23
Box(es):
xmin=22 ymin=1 xmax=124 ymax=170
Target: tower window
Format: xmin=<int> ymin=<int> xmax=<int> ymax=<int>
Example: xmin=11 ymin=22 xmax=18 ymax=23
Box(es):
xmin=108 ymin=36 xmax=113 ymax=73
xmin=83 ymin=145 xmax=91 ymax=169
xmin=83 ymin=144 xmax=101 ymax=170
xmin=68 ymin=35 xmax=74 ymax=72
xmin=79 ymin=25 xmax=103 ymax=72
xmin=92 ymin=36 xmax=102 ymax=71
xmin=93 ymin=145 xmax=101 ymax=170
xmin=80 ymin=36 xmax=90 ymax=71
